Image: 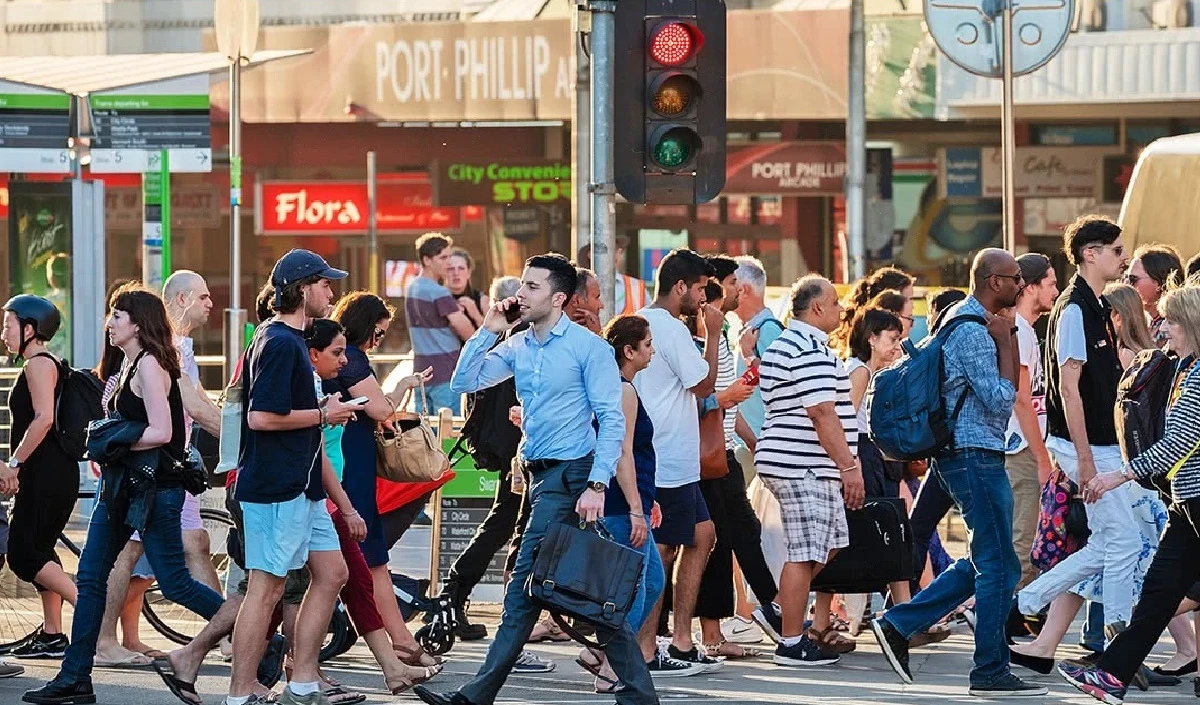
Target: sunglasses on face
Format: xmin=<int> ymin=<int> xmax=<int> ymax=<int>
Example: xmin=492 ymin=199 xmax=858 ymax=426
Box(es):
xmin=991 ymin=273 xmax=1024 ymax=284
xmin=1089 ymin=243 xmax=1125 ymax=257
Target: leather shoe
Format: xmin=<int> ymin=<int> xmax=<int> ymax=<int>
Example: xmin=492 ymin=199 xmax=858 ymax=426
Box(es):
xmin=1154 ymin=659 xmax=1197 ymax=677
xmin=1007 ymin=647 xmax=1053 ymax=675
xmin=412 ymin=686 xmax=476 ymax=705
xmin=22 ymin=678 xmax=96 ymax=705
xmin=1141 ymin=665 xmax=1181 ymax=688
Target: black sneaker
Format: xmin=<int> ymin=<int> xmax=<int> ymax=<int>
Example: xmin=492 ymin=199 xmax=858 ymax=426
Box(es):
xmin=667 ymin=644 xmax=723 ymax=673
xmin=22 ymin=677 xmax=96 ymax=705
xmin=646 ymin=651 xmax=705 ymax=678
xmin=256 ymin=633 xmax=287 ymax=689
xmin=0 ymin=626 xmax=43 ymax=656
xmin=752 ymin=604 xmax=784 ymax=645
xmin=772 ymin=635 xmax=840 ymax=667
xmin=969 ymin=673 xmax=1048 ymax=697
xmin=871 ymin=617 xmax=913 ymax=684
xmin=13 ymin=632 xmax=69 ymax=659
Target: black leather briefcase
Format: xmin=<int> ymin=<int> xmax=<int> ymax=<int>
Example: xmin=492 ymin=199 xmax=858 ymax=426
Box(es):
xmin=526 ymin=521 xmax=643 ymax=647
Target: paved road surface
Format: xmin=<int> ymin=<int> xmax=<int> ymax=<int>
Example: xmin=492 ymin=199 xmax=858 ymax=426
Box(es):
xmin=0 ymin=608 xmax=1192 ymax=705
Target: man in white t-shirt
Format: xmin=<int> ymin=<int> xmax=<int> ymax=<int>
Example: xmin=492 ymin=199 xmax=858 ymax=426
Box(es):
xmin=1017 ymin=216 xmax=1143 ymax=635
xmin=1005 ymin=254 xmax=1058 ymax=589
xmin=633 ymin=248 xmax=722 ymax=675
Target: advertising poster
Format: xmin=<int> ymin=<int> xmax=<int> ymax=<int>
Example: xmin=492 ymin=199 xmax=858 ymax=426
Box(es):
xmin=8 ymin=182 xmax=72 ymax=360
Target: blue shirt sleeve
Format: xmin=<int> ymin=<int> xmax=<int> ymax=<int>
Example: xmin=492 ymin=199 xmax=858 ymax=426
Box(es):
xmin=756 ymin=318 xmax=785 ymax=358
xmin=248 ymin=334 xmax=302 ymax=415
xmin=949 ymin=324 xmax=1017 ymax=410
xmin=582 ymin=335 xmax=626 ymax=485
xmin=450 ymin=328 xmax=514 ymax=394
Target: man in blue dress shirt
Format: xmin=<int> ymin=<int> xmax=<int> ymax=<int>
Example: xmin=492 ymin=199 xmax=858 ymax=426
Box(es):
xmin=414 ymin=254 xmax=658 ymax=705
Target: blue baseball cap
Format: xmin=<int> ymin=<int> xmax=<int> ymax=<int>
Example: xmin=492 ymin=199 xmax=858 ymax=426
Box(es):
xmin=270 ymin=249 xmax=348 ymax=288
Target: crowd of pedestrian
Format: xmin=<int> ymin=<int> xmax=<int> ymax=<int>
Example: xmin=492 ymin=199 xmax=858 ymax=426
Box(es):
xmin=0 ymin=216 xmax=1196 ymax=705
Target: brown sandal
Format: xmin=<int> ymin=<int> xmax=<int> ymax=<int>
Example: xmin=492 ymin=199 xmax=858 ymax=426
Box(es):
xmin=385 ymin=663 xmax=442 ymax=695
xmin=702 ymin=640 xmax=761 ymax=659
xmin=394 ymin=643 xmax=443 ymax=668
xmin=809 ymin=627 xmax=857 ymax=654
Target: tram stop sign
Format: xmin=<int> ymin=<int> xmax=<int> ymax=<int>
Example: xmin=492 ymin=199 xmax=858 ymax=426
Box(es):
xmin=924 ymin=0 xmax=1074 ymax=78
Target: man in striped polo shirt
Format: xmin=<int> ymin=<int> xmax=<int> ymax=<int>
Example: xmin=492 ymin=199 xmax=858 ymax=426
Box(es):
xmin=757 ymin=274 xmax=864 ymax=668
xmin=404 ymin=233 xmax=476 ymax=415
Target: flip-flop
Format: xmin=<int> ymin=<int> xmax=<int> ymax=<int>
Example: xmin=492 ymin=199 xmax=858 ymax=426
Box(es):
xmin=152 ymin=657 xmax=202 ymax=705
xmin=141 ymin=649 xmax=169 ymax=659
xmin=594 ymin=676 xmax=619 ymax=695
xmin=95 ymin=652 xmax=152 ymax=668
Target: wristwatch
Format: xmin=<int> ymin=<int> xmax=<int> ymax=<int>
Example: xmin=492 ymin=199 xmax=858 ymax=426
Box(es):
xmin=587 ymin=481 xmax=607 ymax=493
xmin=6 ymin=457 xmax=19 ymax=470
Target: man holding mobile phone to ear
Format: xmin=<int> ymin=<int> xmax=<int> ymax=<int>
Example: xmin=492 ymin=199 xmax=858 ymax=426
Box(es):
xmin=415 ymin=254 xmax=657 ymax=705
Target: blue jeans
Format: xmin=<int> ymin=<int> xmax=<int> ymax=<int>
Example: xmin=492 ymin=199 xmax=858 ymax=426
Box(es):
xmin=416 ymin=382 xmax=460 ymax=416
xmin=602 ymin=514 xmax=664 ymax=632
xmin=59 ymin=487 xmax=225 ymax=683
xmin=459 ymin=457 xmax=657 ymax=705
xmin=883 ymin=449 xmax=1020 ymax=686
xmin=1081 ymin=600 xmax=1106 ymax=652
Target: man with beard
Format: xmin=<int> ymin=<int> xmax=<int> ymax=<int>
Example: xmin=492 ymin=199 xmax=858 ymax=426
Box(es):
xmin=632 ymin=249 xmax=723 ymax=675
xmin=872 ymin=249 xmax=1043 ymax=696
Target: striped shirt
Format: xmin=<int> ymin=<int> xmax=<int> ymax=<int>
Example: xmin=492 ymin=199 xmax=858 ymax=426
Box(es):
xmin=755 ymin=319 xmax=858 ymax=480
xmin=715 ymin=326 xmax=739 ymax=450
xmin=405 ymin=274 xmax=462 ymax=384
xmin=1130 ymin=359 xmax=1200 ymax=501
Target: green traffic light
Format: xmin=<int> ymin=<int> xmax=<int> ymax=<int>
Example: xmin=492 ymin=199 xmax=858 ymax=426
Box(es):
xmin=652 ymin=129 xmax=696 ymax=168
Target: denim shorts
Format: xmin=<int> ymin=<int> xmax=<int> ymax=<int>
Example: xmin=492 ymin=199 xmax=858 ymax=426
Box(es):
xmin=242 ymin=494 xmax=340 ymax=577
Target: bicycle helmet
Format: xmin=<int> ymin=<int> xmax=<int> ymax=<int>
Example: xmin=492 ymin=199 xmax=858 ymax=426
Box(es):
xmin=2 ymin=295 xmax=61 ymax=357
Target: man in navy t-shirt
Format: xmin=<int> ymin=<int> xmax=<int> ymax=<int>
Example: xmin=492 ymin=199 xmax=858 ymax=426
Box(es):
xmin=227 ymin=250 xmax=365 ymax=705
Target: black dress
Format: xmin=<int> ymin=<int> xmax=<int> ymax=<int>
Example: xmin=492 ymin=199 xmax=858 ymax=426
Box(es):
xmin=7 ymin=355 xmax=80 ymax=583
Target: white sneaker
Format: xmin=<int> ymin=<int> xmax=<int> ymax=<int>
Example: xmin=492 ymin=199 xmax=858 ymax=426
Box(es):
xmin=513 ymin=650 xmax=556 ymax=673
xmin=720 ymin=616 xmax=764 ymax=645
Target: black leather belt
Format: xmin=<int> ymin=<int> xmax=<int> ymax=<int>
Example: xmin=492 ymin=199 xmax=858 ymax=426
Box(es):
xmin=522 ymin=457 xmax=579 ymax=473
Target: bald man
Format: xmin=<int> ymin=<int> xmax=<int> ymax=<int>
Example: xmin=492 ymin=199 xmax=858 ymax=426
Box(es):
xmin=872 ymin=249 xmax=1043 ymax=696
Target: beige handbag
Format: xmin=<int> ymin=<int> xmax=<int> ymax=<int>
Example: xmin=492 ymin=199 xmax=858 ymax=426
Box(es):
xmin=376 ymin=382 xmax=450 ymax=483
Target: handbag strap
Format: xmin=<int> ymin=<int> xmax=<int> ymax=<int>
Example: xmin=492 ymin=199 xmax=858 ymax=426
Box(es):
xmin=548 ymin=610 xmax=611 ymax=650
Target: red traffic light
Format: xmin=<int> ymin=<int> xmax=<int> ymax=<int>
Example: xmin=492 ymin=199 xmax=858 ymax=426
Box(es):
xmin=649 ymin=21 xmax=702 ymax=66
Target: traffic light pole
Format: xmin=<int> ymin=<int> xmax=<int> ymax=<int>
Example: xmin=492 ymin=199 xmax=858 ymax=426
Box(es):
xmin=589 ymin=0 xmax=618 ymax=323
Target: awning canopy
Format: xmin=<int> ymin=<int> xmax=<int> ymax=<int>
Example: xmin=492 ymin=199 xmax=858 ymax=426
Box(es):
xmin=0 ymin=50 xmax=310 ymax=96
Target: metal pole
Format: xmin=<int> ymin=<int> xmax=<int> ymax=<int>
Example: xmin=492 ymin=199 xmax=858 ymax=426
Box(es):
xmin=589 ymin=0 xmax=617 ymax=323
xmin=1001 ymin=2 xmax=1017 ymax=253
xmin=845 ymin=0 xmax=867 ymax=281
xmin=160 ymin=149 xmax=171 ymax=284
xmin=224 ymin=57 xmax=247 ymax=378
xmin=571 ymin=6 xmax=592 ymax=262
xmin=367 ymin=150 xmax=379 ymax=293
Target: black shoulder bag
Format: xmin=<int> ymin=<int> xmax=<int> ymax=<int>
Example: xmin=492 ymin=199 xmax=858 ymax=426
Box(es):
xmin=526 ymin=521 xmax=644 ymax=648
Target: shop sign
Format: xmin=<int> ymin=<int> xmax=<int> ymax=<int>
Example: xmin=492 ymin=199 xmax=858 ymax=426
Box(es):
xmin=938 ymin=146 xmax=1116 ymax=198
xmin=221 ymin=10 xmax=853 ymax=123
xmin=256 ymin=180 xmax=460 ymax=235
xmin=725 ymin=142 xmax=847 ymax=195
xmin=433 ymin=159 xmax=571 ymax=206
xmin=105 ymin=185 xmax=224 ymax=230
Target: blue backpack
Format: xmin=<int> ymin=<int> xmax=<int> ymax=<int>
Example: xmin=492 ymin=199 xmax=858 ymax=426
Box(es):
xmin=865 ymin=313 xmax=987 ymax=461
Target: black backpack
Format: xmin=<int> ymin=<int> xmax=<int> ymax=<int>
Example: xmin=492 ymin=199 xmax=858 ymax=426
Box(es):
xmin=34 ymin=354 xmax=104 ymax=461
xmin=1116 ymin=348 xmax=1177 ymax=498
xmin=448 ymin=328 xmax=523 ymax=472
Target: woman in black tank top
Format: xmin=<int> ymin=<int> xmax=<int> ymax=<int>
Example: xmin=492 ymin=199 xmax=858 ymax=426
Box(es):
xmin=0 ymin=295 xmax=79 ymax=659
xmin=31 ymin=284 xmax=235 ymax=704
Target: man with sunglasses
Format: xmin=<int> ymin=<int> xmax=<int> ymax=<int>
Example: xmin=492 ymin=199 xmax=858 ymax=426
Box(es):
xmin=1013 ymin=216 xmax=1144 ymax=651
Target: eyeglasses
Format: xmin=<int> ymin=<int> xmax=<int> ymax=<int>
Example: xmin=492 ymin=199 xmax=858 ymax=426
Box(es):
xmin=1124 ymin=274 xmax=1143 ymax=286
xmin=990 ymin=273 xmax=1024 ymax=284
xmin=1088 ymin=243 xmax=1125 ymax=257
xmin=899 ymin=315 xmax=915 ymax=324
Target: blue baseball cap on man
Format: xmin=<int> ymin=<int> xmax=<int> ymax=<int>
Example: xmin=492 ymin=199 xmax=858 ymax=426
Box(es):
xmin=270 ymin=249 xmax=348 ymax=288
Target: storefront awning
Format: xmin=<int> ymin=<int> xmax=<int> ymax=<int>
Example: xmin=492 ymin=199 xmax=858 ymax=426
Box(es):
xmin=0 ymin=50 xmax=310 ymax=96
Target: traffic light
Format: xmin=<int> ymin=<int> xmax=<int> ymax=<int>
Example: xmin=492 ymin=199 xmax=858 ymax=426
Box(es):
xmin=614 ymin=0 xmax=727 ymax=205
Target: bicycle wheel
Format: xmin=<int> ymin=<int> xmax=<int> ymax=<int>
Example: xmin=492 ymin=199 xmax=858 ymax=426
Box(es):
xmin=319 ymin=601 xmax=357 ymax=663
xmin=0 ymin=514 xmax=83 ymax=648
xmin=142 ymin=507 xmax=235 ymax=645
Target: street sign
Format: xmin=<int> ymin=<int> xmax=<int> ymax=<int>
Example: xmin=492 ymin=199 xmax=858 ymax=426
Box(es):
xmin=924 ymin=0 xmax=1073 ymax=78
xmin=0 ymin=88 xmax=71 ymax=174
xmin=89 ymin=92 xmax=212 ymax=174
